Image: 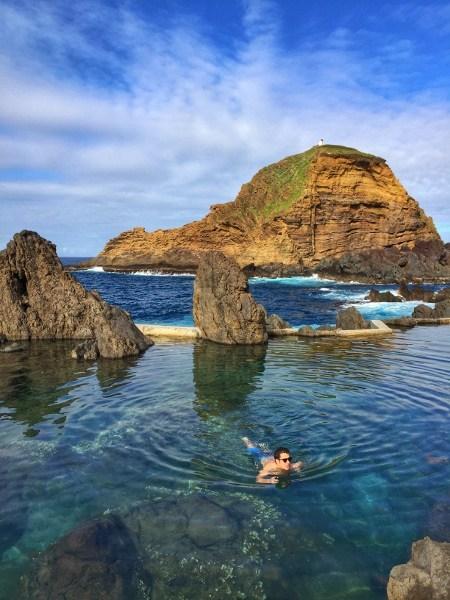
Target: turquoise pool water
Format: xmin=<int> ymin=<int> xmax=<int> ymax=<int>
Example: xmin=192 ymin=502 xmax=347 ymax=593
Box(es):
xmin=1 ymin=326 xmax=450 ymax=598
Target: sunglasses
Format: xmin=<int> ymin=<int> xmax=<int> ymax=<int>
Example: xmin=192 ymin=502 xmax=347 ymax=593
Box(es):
xmin=279 ymin=457 xmax=292 ymax=463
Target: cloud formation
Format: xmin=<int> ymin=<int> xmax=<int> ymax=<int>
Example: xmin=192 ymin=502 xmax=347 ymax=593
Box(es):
xmin=1 ymin=0 xmax=450 ymax=254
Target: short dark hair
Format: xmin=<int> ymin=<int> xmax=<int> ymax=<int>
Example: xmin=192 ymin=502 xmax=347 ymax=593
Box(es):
xmin=274 ymin=447 xmax=290 ymax=460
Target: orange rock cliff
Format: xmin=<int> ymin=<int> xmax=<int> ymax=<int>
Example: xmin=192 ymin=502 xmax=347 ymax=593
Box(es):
xmin=95 ymin=145 xmax=444 ymax=279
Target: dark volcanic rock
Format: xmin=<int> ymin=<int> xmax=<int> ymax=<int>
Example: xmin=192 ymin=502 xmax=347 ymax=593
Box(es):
xmin=316 ymin=241 xmax=450 ymax=283
xmin=336 ymin=307 xmax=369 ymax=330
xmin=387 ymin=537 xmax=450 ymax=600
xmin=367 ymin=289 xmax=403 ymax=302
xmin=21 ymin=515 xmax=149 ymax=600
xmin=193 ymin=251 xmax=267 ymax=344
xmin=0 ymin=231 xmax=152 ymax=358
xmin=433 ymin=298 xmax=450 ymax=318
xmin=412 ymin=304 xmax=434 ymax=319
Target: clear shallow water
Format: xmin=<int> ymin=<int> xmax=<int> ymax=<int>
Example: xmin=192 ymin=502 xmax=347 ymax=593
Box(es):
xmin=1 ymin=328 xmax=450 ymax=599
xmin=71 ymin=268 xmax=439 ymax=326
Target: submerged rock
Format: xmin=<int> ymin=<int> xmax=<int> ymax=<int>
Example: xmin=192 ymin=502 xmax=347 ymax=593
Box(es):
xmin=0 ymin=231 xmax=152 ymax=358
xmin=122 ymin=491 xmax=280 ymax=599
xmin=387 ymin=537 xmax=450 ymax=600
xmin=336 ymin=307 xmax=369 ymax=330
xmin=193 ymin=251 xmax=267 ymax=344
xmin=21 ymin=515 xmax=150 ymax=600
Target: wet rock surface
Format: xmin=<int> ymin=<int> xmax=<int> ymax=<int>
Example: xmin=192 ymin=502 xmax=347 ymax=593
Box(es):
xmin=21 ymin=515 xmax=150 ymax=600
xmin=193 ymin=251 xmax=267 ymax=344
xmin=0 ymin=231 xmax=152 ymax=358
xmin=387 ymin=537 xmax=450 ymax=600
xmin=122 ymin=491 xmax=280 ymax=599
xmin=21 ymin=491 xmax=281 ymax=600
xmin=336 ymin=307 xmax=369 ymax=330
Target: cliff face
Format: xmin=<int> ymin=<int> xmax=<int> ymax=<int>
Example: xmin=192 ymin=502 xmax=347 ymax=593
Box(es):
xmin=96 ymin=145 xmax=441 ymax=274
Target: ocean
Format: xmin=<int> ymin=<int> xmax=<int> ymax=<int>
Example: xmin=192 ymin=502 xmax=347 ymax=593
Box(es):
xmin=0 ymin=264 xmax=449 ymax=599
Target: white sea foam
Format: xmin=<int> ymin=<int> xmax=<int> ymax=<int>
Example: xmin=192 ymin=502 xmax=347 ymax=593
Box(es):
xmin=129 ymin=270 xmax=194 ymax=277
xmin=250 ymin=274 xmax=336 ymax=286
xmin=85 ymin=266 xmax=104 ymax=272
xmin=345 ymin=300 xmax=435 ymax=320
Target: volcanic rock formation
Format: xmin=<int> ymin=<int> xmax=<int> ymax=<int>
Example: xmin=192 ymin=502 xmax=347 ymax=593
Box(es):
xmin=387 ymin=537 xmax=450 ymax=600
xmin=193 ymin=251 xmax=267 ymax=345
xmin=0 ymin=231 xmax=152 ymax=358
xmin=95 ymin=145 xmax=448 ymax=281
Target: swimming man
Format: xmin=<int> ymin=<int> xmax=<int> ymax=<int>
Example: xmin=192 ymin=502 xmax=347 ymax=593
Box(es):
xmin=242 ymin=437 xmax=303 ymax=484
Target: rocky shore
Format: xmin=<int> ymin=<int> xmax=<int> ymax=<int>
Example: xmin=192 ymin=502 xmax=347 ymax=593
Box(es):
xmin=0 ymin=231 xmax=152 ymax=359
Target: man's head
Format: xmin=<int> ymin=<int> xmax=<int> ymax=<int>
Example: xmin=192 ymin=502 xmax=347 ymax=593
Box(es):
xmin=274 ymin=447 xmax=292 ymax=471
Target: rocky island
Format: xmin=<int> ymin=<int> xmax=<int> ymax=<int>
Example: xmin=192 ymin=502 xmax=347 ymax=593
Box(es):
xmin=92 ymin=144 xmax=450 ymax=282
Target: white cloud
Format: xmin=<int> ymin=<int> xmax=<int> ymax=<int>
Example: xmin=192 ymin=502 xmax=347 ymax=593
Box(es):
xmin=0 ymin=0 xmax=449 ymax=254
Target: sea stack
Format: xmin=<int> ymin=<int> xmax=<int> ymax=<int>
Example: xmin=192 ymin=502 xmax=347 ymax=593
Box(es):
xmin=193 ymin=251 xmax=267 ymax=345
xmin=0 ymin=231 xmax=152 ymax=358
xmin=94 ymin=145 xmax=448 ymax=281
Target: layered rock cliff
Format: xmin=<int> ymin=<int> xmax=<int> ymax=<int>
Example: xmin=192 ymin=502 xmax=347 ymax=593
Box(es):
xmin=95 ymin=145 xmax=446 ymax=280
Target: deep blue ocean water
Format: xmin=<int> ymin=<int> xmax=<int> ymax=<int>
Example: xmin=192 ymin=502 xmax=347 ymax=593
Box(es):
xmin=1 ymin=265 xmax=449 ymax=599
xmin=70 ymin=267 xmax=439 ymax=327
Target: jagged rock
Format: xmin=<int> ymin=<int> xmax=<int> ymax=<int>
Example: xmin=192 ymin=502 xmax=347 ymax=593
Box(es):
xmin=387 ymin=537 xmax=450 ymax=600
xmin=71 ymin=340 xmax=99 ymax=360
xmin=433 ymin=298 xmax=450 ymax=318
xmin=336 ymin=307 xmax=369 ymax=330
xmin=266 ymin=314 xmax=291 ymax=330
xmin=367 ymin=289 xmax=403 ymax=302
xmin=0 ymin=231 xmax=152 ymax=358
xmin=21 ymin=515 xmax=150 ymax=600
xmin=412 ymin=304 xmax=435 ymax=319
xmin=94 ymin=145 xmax=446 ymax=282
xmin=0 ymin=342 xmax=26 ymax=353
xmin=193 ymin=251 xmax=267 ymax=345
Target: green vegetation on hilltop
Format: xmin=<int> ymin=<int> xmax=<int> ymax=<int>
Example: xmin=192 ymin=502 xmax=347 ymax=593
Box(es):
xmin=226 ymin=144 xmax=383 ymax=225
xmin=317 ymin=144 xmax=382 ymax=159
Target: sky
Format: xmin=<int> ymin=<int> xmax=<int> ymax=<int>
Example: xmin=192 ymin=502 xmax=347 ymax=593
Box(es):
xmin=1 ymin=0 xmax=450 ymax=256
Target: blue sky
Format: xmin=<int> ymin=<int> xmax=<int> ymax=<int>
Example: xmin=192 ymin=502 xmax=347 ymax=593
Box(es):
xmin=1 ymin=0 xmax=450 ymax=255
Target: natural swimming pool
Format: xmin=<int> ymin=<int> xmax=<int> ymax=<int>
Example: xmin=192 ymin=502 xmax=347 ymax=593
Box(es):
xmin=1 ymin=326 xmax=449 ymax=598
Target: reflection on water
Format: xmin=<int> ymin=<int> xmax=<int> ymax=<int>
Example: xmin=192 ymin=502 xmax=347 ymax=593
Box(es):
xmin=193 ymin=341 xmax=266 ymax=417
xmin=0 ymin=341 xmax=94 ymax=436
xmin=0 ymin=329 xmax=450 ymax=599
